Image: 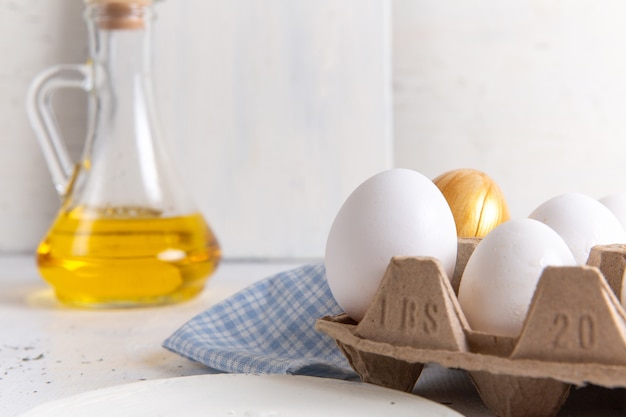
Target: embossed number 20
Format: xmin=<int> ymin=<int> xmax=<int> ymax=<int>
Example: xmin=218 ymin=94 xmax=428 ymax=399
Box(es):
xmin=552 ymin=313 xmax=595 ymax=349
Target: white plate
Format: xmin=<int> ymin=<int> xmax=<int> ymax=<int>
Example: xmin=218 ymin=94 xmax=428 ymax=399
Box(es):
xmin=19 ymin=374 xmax=463 ymax=417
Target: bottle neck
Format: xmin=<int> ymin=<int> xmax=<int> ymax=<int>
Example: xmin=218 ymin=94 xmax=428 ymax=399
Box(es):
xmin=73 ymin=2 xmax=196 ymax=215
xmin=86 ymin=3 xmax=154 ymax=78
xmin=83 ymin=2 xmax=157 ymax=157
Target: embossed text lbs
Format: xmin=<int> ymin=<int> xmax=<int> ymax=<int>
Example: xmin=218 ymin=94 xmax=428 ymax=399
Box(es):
xmin=380 ymin=296 xmax=440 ymax=335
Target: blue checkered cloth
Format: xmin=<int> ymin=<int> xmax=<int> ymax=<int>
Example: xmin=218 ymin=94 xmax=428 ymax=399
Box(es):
xmin=163 ymin=264 xmax=356 ymax=379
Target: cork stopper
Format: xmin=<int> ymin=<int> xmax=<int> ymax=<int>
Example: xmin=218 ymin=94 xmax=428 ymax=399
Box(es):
xmin=87 ymin=0 xmax=152 ymax=30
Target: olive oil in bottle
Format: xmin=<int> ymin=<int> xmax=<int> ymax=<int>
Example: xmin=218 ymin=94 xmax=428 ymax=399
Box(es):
xmin=37 ymin=207 xmax=221 ymax=307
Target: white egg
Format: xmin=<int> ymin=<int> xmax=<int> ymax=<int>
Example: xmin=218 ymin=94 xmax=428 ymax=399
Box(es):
xmin=325 ymin=168 xmax=458 ymax=322
xmin=458 ymin=218 xmax=576 ymax=338
xmin=529 ymin=193 xmax=626 ymax=264
xmin=600 ymin=193 xmax=626 ymax=230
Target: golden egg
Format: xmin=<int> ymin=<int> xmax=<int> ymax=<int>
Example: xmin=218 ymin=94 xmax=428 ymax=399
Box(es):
xmin=433 ymin=168 xmax=510 ymax=238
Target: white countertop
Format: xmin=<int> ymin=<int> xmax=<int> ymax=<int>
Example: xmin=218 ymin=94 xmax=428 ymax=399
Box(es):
xmin=0 ymin=256 xmax=307 ymax=416
xmin=1 ymin=255 xmax=624 ymax=417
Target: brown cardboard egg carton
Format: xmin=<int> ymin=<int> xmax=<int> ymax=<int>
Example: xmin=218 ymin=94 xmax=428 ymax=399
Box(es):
xmin=316 ymin=238 xmax=626 ymax=417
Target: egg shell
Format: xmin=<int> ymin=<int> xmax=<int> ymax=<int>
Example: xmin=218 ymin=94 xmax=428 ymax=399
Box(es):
xmin=600 ymin=193 xmax=626 ymax=230
xmin=433 ymin=168 xmax=510 ymax=238
xmin=529 ymin=193 xmax=626 ymax=264
xmin=325 ymin=168 xmax=458 ymax=322
xmin=458 ymin=218 xmax=576 ymax=338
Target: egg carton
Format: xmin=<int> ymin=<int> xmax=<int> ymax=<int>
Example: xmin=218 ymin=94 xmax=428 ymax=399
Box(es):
xmin=316 ymin=238 xmax=626 ymax=417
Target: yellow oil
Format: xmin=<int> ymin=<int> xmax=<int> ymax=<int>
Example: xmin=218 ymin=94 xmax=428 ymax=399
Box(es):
xmin=36 ymin=206 xmax=221 ymax=308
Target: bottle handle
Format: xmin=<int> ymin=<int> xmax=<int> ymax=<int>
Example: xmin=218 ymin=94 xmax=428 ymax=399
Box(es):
xmin=26 ymin=64 xmax=91 ymax=197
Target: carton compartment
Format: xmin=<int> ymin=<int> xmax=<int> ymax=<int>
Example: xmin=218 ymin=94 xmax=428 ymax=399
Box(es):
xmin=316 ymin=239 xmax=626 ymax=417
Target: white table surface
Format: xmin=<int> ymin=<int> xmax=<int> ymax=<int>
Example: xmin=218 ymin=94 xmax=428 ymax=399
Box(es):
xmin=0 ymin=256 xmax=309 ymax=416
xmin=1 ymin=255 xmax=624 ymax=417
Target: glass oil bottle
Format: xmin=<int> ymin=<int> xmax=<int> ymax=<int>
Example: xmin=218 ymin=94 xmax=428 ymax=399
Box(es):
xmin=27 ymin=0 xmax=221 ymax=307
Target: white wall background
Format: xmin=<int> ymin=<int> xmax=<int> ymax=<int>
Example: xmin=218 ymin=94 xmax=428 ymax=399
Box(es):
xmin=3 ymin=0 xmax=626 ymax=258
xmin=393 ymin=0 xmax=626 ymax=218
xmin=155 ymin=1 xmax=392 ymax=259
